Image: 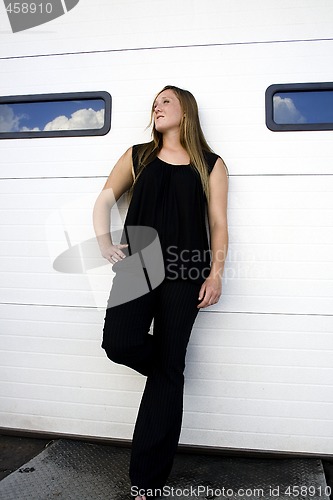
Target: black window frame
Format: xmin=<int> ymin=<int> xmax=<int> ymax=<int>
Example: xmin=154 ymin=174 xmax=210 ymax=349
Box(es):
xmin=0 ymin=91 xmax=111 ymax=139
xmin=265 ymin=82 xmax=333 ymax=132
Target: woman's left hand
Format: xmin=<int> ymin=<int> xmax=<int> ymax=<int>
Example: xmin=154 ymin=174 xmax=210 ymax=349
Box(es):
xmin=197 ymin=275 xmax=222 ymax=309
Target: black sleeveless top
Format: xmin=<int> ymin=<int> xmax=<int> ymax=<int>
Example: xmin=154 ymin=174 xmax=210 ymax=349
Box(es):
xmin=122 ymin=144 xmax=220 ymax=284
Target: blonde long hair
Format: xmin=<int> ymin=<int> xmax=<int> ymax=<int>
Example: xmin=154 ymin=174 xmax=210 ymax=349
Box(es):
xmin=129 ymin=85 xmax=214 ymax=201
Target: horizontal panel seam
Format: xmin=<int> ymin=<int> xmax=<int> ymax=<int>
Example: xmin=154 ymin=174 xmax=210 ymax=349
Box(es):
xmin=1 ymin=301 xmax=333 ymax=316
xmin=0 ymin=37 xmax=333 ymax=61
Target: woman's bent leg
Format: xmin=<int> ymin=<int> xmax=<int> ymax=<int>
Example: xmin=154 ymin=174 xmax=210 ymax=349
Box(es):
xmin=102 ymin=276 xmax=159 ymax=377
xmin=129 ymin=279 xmax=201 ymax=495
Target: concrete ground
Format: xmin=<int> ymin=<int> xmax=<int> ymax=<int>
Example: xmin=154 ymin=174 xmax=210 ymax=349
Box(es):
xmin=0 ymin=434 xmax=50 ymax=481
xmin=0 ymin=434 xmax=332 ymax=499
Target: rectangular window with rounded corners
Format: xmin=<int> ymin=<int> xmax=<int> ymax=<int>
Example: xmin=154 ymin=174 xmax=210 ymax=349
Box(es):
xmin=0 ymin=91 xmax=111 ymax=139
xmin=266 ymin=83 xmax=333 ymax=131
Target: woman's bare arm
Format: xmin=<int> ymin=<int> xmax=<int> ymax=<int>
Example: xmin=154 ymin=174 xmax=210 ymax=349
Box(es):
xmin=197 ymin=158 xmax=229 ymax=308
xmin=93 ymin=147 xmax=134 ymax=262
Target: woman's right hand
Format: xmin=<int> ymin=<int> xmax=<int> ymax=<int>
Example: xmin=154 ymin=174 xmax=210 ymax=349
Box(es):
xmin=101 ymin=243 xmax=128 ymax=264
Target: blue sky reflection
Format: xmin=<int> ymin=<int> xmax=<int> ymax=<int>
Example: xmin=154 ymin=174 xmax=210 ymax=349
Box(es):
xmin=0 ymin=99 xmax=105 ymax=132
xmin=273 ymin=91 xmax=333 ymax=125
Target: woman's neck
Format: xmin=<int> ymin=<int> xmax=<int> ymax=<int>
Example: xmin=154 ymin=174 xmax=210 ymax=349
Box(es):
xmin=159 ymin=134 xmax=190 ymax=164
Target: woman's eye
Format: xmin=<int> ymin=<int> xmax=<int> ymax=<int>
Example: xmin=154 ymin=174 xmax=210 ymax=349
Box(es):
xmin=153 ymin=99 xmax=169 ymax=109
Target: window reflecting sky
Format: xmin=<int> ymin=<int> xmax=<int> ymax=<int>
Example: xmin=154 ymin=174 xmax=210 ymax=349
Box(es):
xmin=273 ymin=91 xmax=333 ymax=124
xmin=0 ymin=99 xmax=105 ymax=132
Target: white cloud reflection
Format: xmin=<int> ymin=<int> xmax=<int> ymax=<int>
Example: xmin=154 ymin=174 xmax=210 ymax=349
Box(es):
xmin=0 ymin=105 xmax=22 ymax=132
xmin=273 ymin=95 xmax=306 ymax=124
xmin=44 ymin=108 xmax=104 ymax=131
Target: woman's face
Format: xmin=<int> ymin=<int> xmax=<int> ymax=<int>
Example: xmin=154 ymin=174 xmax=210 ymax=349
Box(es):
xmin=153 ymin=89 xmax=183 ymax=134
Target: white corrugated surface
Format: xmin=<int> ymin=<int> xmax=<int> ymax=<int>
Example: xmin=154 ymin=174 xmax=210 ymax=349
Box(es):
xmin=1 ymin=305 xmax=333 ymax=453
xmin=0 ymin=1 xmax=333 ymax=455
xmin=1 ymin=176 xmax=332 ymax=315
xmin=0 ymin=0 xmax=332 ymax=57
xmin=1 ymin=40 xmax=333 ymax=178
xmin=183 ymin=312 xmax=333 ymax=453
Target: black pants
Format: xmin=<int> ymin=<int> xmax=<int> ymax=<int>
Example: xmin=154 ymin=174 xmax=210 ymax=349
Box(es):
xmin=102 ymin=276 xmax=201 ymax=496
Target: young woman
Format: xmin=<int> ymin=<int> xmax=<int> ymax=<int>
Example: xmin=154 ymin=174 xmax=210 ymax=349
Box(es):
xmin=93 ymin=85 xmax=229 ymax=499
